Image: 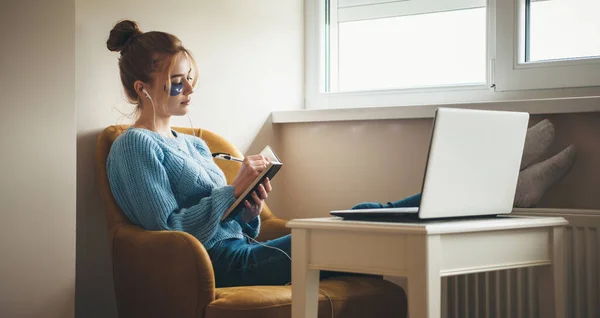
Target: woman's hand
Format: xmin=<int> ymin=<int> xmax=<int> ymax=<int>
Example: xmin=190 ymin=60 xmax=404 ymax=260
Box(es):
xmin=231 ymin=155 xmax=269 ymax=198
xmin=240 ymin=178 xmax=272 ymax=223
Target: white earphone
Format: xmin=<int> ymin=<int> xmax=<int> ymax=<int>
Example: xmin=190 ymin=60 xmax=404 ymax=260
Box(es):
xmin=140 ymin=86 xmax=197 ymax=139
xmin=142 ymin=88 xmax=152 ymax=100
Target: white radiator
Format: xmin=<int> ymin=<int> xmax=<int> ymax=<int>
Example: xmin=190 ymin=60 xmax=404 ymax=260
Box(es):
xmin=442 ymin=209 xmax=600 ymax=318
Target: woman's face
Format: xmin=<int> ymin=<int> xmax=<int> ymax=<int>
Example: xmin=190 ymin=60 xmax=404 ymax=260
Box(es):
xmin=146 ymin=52 xmax=195 ymax=117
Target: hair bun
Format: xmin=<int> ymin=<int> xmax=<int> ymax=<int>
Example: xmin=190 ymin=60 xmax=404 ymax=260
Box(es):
xmin=106 ymin=20 xmax=143 ymax=53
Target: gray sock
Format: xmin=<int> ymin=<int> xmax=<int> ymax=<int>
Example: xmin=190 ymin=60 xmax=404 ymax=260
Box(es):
xmin=514 ymin=145 xmax=576 ymax=208
xmin=521 ymin=119 xmax=555 ymax=170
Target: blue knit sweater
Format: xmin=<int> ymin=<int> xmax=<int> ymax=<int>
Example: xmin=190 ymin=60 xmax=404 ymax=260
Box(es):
xmin=107 ymin=128 xmax=260 ymax=250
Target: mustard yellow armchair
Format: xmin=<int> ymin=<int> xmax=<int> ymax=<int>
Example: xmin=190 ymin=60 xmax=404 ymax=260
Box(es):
xmin=96 ymin=125 xmax=407 ymax=318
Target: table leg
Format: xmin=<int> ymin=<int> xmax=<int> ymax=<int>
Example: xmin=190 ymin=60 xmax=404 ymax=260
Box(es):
xmin=292 ymin=229 xmax=320 ymax=318
xmin=408 ymin=235 xmax=442 ymax=318
xmin=538 ymin=226 xmax=566 ymax=318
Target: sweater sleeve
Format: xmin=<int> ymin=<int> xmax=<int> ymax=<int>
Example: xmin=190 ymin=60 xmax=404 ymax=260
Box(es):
xmin=107 ymin=133 xmax=236 ymax=244
xmin=234 ymin=210 xmax=261 ymax=239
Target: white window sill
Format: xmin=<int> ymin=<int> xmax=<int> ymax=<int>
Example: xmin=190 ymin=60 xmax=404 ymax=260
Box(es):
xmin=271 ymin=96 xmax=600 ymax=123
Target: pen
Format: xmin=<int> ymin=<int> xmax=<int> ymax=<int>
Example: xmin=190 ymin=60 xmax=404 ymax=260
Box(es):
xmin=211 ymin=152 xmax=244 ymax=163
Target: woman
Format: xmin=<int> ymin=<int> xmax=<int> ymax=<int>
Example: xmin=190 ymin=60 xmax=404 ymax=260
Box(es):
xmin=106 ymin=20 xmax=289 ymax=287
xmin=106 ymin=19 xmax=576 ymax=288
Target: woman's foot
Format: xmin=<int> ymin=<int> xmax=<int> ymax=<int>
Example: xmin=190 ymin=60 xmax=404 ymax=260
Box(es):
xmin=521 ymin=119 xmax=555 ymax=170
xmin=514 ymin=145 xmax=576 ymax=208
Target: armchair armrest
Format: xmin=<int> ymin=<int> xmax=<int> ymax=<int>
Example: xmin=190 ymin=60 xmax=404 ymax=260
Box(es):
xmin=111 ymin=225 xmax=214 ymax=318
xmin=256 ymin=216 xmax=290 ymax=242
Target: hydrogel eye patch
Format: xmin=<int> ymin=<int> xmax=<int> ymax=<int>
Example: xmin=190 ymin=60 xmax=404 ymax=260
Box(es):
xmin=164 ymin=83 xmax=184 ymax=96
xmin=169 ymin=82 xmax=183 ymax=96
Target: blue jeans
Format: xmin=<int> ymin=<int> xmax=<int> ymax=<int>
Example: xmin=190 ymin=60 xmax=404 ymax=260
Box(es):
xmin=208 ymin=234 xmax=370 ymax=287
xmin=209 ymin=194 xmax=420 ymax=287
xmin=351 ymin=193 xmax=422 ymax=210
xmin=208 ymin=235 xmax=292 ymax=287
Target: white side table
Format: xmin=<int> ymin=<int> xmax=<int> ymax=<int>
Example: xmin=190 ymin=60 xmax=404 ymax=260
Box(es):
xmin=287 ymin=216 xmax=567 ymax=318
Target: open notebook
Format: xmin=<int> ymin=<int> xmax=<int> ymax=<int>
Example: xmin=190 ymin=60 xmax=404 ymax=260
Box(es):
xmin=222 ymin=146 xmax=282 ymax=221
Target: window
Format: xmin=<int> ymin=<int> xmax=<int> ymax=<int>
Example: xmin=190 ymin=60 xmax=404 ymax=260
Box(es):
xmin=330 ymin=0 xmax=487 ymax=92
xmin=495 ymin=0 xmax=600 ymax=91
xmin=336 ymin=8 xmax=487 ymax=91
xmin=305 ymin=0 xmax=600 ymax=109
xmin=527 ymin=0 xmax=600 ymax=62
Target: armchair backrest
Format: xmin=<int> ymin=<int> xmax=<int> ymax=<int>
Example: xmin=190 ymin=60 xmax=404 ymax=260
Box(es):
xmin=95 ymin=125 xmax=278 ymax=253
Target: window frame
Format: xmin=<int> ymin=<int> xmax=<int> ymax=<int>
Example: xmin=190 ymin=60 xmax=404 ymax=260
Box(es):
xmin=305 ymin=0 xmax=600 ymax=110
xmin=494 ymin=0 xmax=600 ymax=91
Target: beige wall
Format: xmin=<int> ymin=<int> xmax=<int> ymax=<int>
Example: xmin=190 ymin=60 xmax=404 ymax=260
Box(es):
xmin=0 ymin=1 xmax=76 ymax=318
xmin=75 ymin=0 xmax=303 ymax=316
xmin=275 ymin=112 xmax=600 ymax=221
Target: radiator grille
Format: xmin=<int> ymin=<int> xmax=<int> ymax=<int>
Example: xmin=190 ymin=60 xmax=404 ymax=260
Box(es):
xmin=443 ymin=209 xmax=600 ymax=318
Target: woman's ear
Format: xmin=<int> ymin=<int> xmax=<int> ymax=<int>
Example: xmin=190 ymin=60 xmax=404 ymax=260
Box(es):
xmin=133 ymin=80 xmax=146 ymax=97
